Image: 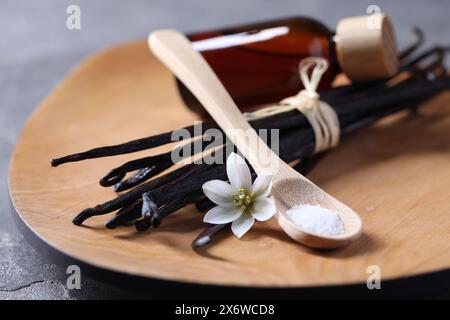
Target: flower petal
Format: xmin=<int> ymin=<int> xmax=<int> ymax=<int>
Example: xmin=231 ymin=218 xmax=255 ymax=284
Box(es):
xmin=202 ymin=180 xmax=233 ymax=207
xmin=203 ymin=206 xmax=242 ymax=224
xmin=231 ymin=213 xmax=255 ymax=238
xmin=226 ymin=152 xmax=252 ymax=190
xmin=251 ymin=174 xmax=273 ymax=197
xmin=251 ymin=197 xmax=276 ymax=221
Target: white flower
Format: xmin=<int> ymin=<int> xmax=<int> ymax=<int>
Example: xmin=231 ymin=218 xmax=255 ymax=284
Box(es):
xmin=202 ymin=152 xmax=276 ymax=238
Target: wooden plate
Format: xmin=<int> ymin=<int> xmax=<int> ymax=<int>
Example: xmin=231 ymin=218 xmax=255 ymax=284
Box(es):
xmin=8 ymin=40 xmax=450 ymax=289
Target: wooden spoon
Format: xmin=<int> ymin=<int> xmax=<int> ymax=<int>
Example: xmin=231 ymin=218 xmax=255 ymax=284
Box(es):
xmin=149 ymin=30 xmax=363 ymax=249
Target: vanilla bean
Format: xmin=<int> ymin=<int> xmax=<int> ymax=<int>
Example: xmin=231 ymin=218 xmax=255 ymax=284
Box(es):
xmin=51 ymin=124 xmax=211 ymax=167
xmin=114 ymin=167 xmax=155 ymax=192
xmin=100 ymin=153 xmax=172 ymax=187
xmin=400 ymin=46 xmax=449 ymax=74
xmin=105 ymin=200 xmax=142 ymax=229
xmin=135 ymin=219 xmax=152 ymax=232
xmin=133 ymin=189 xmax=205 ymax=231
xmin=137 ymin=192 xmax=161 ymax=231
xmin=151 ymin=164 xmax=225 ymax=207
xmin=331 ymin=76 xmax=450 ymax=122
xmin=194 ymin=196 xmax=214 ymax=213
xmin=399 ymin=27 xmax=425 ymax=61
xmin=111 ymin=137 xmax=222 ymax=190
xmin=141 ymin=192 xmax=158 ymax=221
xmin=192 ymin=224 xmax=227 ymax=249
xmin=72 ymin=163 xmax=196 ymax=225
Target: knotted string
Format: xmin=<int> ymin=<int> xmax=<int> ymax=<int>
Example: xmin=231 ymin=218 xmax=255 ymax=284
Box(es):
xmin=244 ymin=57 xmax=340 ymax=153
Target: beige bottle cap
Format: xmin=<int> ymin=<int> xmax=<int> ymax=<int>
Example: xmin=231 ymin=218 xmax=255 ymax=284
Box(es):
xmin=335 ymin=13 xmax=399 ymax=81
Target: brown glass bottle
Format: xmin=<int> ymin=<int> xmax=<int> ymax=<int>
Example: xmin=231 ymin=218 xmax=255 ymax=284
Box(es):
xmin=176 ymin=14 xmax=398 ymax=115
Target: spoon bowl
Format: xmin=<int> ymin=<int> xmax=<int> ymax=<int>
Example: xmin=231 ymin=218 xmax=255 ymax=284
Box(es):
xmin=272 ymin=168 xmax=362 ymax=248
xmin=149 ymin=29 xmax=363 ymax=249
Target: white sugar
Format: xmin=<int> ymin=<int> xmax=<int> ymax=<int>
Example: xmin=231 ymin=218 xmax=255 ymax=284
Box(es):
xmin=286 ymin=204 xmax=344 ymax=236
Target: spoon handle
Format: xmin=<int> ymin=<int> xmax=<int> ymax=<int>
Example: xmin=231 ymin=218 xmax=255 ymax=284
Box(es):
xmin=149 ymin=29 xmax=284 ymax=175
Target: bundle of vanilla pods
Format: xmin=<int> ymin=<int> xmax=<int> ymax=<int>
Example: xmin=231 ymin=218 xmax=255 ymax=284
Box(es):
xmin=51 ymin=32 xmax=450 ymax=248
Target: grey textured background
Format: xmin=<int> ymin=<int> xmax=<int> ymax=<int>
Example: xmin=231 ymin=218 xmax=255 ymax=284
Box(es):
xmin=1 ymin=0 xmax=449 ymax=299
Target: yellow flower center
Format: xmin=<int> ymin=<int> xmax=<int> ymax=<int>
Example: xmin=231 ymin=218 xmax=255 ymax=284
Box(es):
xmin=232 ymin=188 xmax=254 ymax=213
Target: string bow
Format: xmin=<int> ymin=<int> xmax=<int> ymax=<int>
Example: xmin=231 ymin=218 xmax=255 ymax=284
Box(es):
xmin=245 ymin=57 xmax=340 ymax=153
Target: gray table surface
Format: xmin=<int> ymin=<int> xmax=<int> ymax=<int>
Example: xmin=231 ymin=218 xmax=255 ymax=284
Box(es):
xmin=1 ymin=0 xmax=449 ymax=299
